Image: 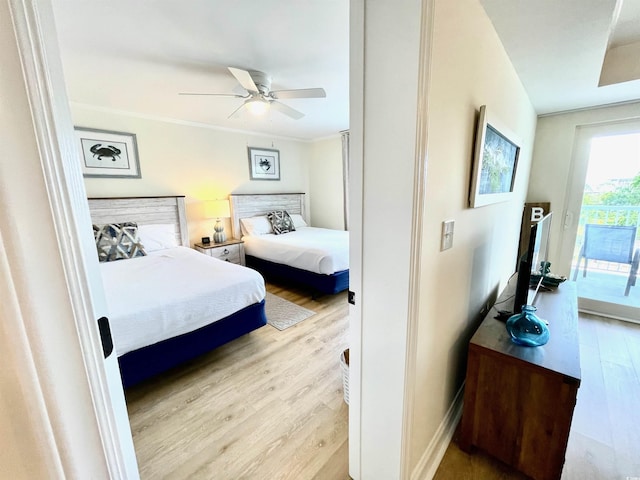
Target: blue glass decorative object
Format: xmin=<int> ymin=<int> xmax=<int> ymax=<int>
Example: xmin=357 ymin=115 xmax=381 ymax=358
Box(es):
xmin=506 ymin=305 xmax=549 ymax=347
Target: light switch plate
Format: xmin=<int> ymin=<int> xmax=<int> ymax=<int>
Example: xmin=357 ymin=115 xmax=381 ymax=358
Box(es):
xmin=441 ymin=220 xmax=454 ymax=251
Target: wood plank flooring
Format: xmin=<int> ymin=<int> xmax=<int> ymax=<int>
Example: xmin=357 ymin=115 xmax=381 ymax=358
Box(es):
xmin=434 ymin=312 xmax=640 ymax=480
xmin=125 ymin=282 xmax=350 ymax=480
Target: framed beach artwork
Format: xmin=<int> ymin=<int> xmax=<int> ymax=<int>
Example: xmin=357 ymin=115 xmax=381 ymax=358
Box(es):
xmin=75 ymin=127 xmax=141 ymax=179
xmin=248 ymin=147 xmax=280 ymax=181
xmin=469 ymin=105 xmax=520 ymax=208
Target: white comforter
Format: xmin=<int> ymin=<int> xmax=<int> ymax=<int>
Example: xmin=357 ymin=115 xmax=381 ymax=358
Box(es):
xmin=242 ymin=227 xmax=349 ymax=275
xmin=100 ymin=246 xmax=265 ymax=356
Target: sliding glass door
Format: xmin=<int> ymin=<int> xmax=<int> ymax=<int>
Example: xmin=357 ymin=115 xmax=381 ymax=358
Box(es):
xmin=559 ymin=121 xmax=640 ymax=321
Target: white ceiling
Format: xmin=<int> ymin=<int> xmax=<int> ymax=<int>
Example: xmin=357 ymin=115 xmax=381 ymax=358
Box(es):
xmin=51 ymin=0 xmax=349 ymax=141
xmin=52 ymin=0 xmax=640 ymax=141
xmin=480 ymin=0 xmax=640 ymax=114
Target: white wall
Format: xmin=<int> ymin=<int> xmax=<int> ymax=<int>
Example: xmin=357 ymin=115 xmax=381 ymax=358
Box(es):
xmin=410 ymin=0 xmax=537 ymax=473
xmin=528 ymin=102 xmax=640 ymax=275
xmin=72 ymin=105 xmax=314 ymax=244
xmin=351 ymin=0 xmax=424 ymax=477
xmin=308 ymin=135 xmax=345 ymax=229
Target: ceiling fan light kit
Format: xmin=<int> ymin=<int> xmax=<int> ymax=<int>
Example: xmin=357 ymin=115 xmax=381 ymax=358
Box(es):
xmin=180 ymin=66 xmax=326 ymax=119
xmin=245 ymin=97 xmax=270 ymax=116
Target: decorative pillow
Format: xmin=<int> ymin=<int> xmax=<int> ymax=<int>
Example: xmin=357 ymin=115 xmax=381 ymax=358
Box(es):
xmin=138 ymin=224 xmax=178 ymax=252
xmin=289 ymin=213 xmax=308 ymax=229
xmin=93 ymin=222 xmax=146 ymax=262
xmin=240 ymin=216 xmax=274 ymax=236
xmin=267 ymin=210 xmax=296 ymax=235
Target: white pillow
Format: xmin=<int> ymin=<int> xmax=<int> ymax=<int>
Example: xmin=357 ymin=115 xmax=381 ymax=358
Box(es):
xmin=138 ymin=224 xmax=178 ymax=252
xmin=289 ymin=213 xmax=308 ymax=228
xmin=240 ymin=216 xmax=273 ymax=236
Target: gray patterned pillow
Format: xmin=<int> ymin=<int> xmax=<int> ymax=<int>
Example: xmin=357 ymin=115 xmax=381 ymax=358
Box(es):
xmin=267 ymin=210 xmax=296 ymax=235
xmin=93 ymin=222 xmax=146 ymax=262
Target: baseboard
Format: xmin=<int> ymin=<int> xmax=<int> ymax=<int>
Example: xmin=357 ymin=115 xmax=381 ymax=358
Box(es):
xmin=578 ymin=306 xmax=640 ymax=325
xmin=410 ymin=383 xmax=465 ymax=480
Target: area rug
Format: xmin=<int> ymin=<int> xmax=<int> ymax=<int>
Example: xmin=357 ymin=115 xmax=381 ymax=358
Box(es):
xmin=265 ymin=292 xmax=316 ymax=330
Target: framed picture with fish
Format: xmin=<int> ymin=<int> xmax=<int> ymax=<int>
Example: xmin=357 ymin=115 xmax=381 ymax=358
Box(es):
xmin=75 ymin=127 xmax=141 ymax=178
xmin=248 ymin=147 xmax=280 ymax=181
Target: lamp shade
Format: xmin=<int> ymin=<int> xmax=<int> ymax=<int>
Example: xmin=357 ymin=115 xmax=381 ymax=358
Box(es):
xmin=204 ymin=199 xmax=230 ymax=219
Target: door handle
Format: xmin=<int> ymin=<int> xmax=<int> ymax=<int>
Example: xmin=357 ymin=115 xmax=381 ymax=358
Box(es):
xmin=97 ymin=316 xmax=114 ymax=359
xmin=564 ymin=211 xmax=574 ymax=229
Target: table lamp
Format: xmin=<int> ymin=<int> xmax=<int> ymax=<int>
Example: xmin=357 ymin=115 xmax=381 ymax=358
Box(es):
xmin=205 ymin=199 xmax=231 ymax=243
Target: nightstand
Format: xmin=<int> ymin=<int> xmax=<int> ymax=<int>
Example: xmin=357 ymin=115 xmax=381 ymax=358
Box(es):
xmin=194 ymin=239 xmax=245 ymax=265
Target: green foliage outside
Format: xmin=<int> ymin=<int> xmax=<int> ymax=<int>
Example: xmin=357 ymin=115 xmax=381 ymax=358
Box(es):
xmin=601 ymin=173 xmax=640 ymax=206
xmin=580 ymin=173 xmax=640 ymax=228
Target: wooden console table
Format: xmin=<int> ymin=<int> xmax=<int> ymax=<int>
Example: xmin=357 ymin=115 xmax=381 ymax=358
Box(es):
xmin=459 ymin=278 xmax=580 ymax=480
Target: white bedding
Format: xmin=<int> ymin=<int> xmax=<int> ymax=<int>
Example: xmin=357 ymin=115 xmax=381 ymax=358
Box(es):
xmin=100 ymin=246 xmax=265 ymax=356
xmin=242 ymin=226 xmax=349 ymax=275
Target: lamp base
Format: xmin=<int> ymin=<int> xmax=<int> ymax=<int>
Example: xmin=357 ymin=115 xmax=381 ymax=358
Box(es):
xmin=213 ymin=220 xmax=226 ymax=244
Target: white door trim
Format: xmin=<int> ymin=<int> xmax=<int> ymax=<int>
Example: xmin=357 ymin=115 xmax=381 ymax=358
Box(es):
xmin=7 ymin=0 xmax=137 ymax=477
xmin=352 ymin=0 xmax=431 ymax=477
xmin=401 ymin=0 xmax=435 ymax=477
xmin=348 ymin=0 xmax=364 ymax=477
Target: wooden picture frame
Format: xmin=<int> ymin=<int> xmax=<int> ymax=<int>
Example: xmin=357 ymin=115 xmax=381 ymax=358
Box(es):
xmin=75 ymin=127 xmax=142 ymax=178
xmin=469 ymin=105 xmax=520 ymax=208
xmin=248 ymin=147 xmax=280 ymax=181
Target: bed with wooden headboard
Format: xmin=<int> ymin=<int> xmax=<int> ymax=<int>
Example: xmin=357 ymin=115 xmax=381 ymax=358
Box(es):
xmin=88 ymin=195 xmax=267 ymax=387
xmin=88 ymin=195 xmax=189 ymax=243
xmin=229 ymin=193 xmax=349 ymax=295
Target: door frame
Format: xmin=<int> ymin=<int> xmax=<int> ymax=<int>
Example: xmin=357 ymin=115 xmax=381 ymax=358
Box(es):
xmin=559 ymin=117 xmax=640 ymax=321
xmin=6 ymin=0 xmax=138 ymax=476
xmin=8 ymin=0 xmax=436 ymax=478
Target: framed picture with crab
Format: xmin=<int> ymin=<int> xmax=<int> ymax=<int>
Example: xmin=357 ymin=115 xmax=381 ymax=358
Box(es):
xmin=75 ymin=127 xmax=142 ymax=178
xmin=248 ymin=147 xmax=280 ymax=181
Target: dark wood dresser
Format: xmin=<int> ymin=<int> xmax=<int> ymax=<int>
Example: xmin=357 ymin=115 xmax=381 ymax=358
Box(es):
xmin=460 ymin=278 xmax=580 ymax=480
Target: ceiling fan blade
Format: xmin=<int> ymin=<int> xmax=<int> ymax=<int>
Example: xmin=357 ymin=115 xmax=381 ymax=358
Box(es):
xmin=228 ymin=67 xmax=259 ymax=93
xmin=271 ymin=100 xmax=305 ymax=120
xmin=178 ymin=92 xmax=247 ymax=98
xmin=270 ymin=88 xmax=326 ymax=99
xmin=227 ymin=102 xmax=246 ymax=119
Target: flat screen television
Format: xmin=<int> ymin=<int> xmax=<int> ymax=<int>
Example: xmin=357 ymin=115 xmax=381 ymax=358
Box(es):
xmin=511 ymin=212 xmax=553 ymax=316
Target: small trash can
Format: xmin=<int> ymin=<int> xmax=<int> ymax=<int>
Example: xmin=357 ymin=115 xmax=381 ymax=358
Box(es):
xmin=340 ymin=348 xmax=350 ymax=405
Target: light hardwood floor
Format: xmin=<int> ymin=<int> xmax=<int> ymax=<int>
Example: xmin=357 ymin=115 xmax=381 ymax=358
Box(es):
xmin=434 ymin=312 xmax=640 ymax=480
xmin=125 ymin=282 xmax=350 ymax=480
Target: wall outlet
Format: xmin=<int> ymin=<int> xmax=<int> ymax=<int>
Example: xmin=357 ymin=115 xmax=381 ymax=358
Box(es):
xmin=441 ymin=220 xmax=454 ymax=251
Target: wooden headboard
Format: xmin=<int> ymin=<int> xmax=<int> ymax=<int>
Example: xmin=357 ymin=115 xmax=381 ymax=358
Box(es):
xmin=229 ymin=193 xmax=306 ymax=239
xmin=87 ymin=196 xmax=189 ymax=246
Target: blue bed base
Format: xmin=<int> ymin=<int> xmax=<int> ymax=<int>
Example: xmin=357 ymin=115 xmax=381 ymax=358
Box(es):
xmin=118 ymin=299 xmax=266 ymax=388
xmin=245 ymin=255 xmax=349 ymax=295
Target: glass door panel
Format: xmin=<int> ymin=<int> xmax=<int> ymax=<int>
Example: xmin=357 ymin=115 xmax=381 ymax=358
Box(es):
xmin=570 ymin=132 xmax=640 ymax=319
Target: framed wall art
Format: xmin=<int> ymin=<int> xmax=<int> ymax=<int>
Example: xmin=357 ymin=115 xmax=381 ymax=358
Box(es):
xmin=469 ymin=105 xmax=520 ymax=208
xmin=248 ymin=147 xmax=280 ymax=181
xmin=75 ymin=127 xmax=141 ymax=178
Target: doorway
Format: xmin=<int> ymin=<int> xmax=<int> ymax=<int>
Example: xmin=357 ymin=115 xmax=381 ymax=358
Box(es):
xmin=566 ymin=124 xmax=640 ymax=321
xmin=9 ymin=0 xmax=364 ymax=477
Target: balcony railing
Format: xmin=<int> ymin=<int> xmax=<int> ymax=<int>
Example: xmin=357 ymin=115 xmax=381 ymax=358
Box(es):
xmin=578 ymin=204 xmax=640 ymax=230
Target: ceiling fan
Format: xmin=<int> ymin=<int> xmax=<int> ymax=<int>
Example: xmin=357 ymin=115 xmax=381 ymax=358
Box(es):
xmin=179 ymin=67 xmax=326 ymax=120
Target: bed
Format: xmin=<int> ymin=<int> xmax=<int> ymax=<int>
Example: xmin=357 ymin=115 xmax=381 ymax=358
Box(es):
xmin=88 ymin=196 xmax=267 ymax=387
xmin=229 ymin=193 xmax=349 ymax=295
